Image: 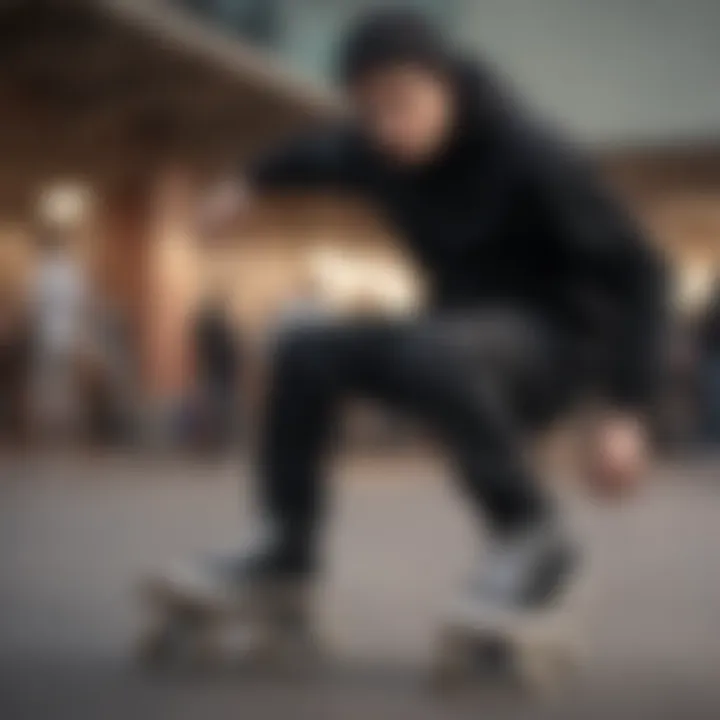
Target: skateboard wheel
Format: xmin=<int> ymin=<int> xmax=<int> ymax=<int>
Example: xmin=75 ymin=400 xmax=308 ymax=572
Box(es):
xmin=136 ymin=622 xmax=185 ymax=668
xmin=429 ymin=627 xmax=473 ymax=693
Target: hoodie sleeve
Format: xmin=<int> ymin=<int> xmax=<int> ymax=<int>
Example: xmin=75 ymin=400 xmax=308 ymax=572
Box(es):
xmin=249 ymin=126 xmax=359 ymax=193
xmin=528 ymin=137 xmax=669 ymax=413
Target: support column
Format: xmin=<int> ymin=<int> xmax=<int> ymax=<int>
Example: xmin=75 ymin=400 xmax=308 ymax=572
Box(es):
xmin=143 ymin=170 xmax=201 ymax=405
xmin=96 ymin=171 xmax=200 ymax=435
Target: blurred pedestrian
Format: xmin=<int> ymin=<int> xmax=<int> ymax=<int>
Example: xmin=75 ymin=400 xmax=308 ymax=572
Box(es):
xmin=193 ymin=294 xmax=241 ymax=450
xmin=85 ymin=297 xmax=137 ymax=446
xmin=0 ymin=287 xmax=31 ymax=448
xmin=29 ymin=228 xmax=88 ymax=445
xmin=697 ymin=280 xmax=720 ymax=446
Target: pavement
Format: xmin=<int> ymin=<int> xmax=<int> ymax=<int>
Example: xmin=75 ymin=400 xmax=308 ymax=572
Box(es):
xmin=1 ymin=452 xmax=719 ymax=720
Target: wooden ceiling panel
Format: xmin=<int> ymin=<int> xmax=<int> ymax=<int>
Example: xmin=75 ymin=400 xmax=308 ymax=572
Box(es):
xmin=0 ymin=0 xmax=330 ymax=203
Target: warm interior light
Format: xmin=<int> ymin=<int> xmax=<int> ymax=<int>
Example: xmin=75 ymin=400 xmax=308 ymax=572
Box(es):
xmin=37 ymin=183 xmax=93 ymax=227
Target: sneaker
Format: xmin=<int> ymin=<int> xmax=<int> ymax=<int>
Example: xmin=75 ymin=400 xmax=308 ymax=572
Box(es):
xmin=468 ymin=520 xmax=579 ymax=611
xmin=143 ymin=533 xmax=313 ymax=613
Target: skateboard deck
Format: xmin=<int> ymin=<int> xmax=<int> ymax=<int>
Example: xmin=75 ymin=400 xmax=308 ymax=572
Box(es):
xmin=135 ymin=573 xmax=317 ymax=670
xmin=430 ymin=568 xmax=592 ymax=695
xmin=430 ymin=601 xmax=584 ymax=694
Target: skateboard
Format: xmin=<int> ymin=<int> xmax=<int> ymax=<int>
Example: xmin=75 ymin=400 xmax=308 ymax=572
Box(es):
xmin=430 ymin=559 xmax=594 ymax=697
xmin=430 ymin=599 xmax=585 ymax=695
xmin=135 ymin=574 xmax=318 ymax=670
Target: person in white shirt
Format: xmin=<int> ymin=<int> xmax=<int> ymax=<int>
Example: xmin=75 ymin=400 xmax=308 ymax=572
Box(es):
xmin=30 ymin=230 xmax=88 ymax=442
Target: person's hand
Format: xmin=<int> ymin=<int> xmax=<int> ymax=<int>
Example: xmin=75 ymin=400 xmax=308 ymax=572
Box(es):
xmin=583 ymin=412 xmax=650 ymax=500
xmin=195 ymin=178 xmax=252 ymax=243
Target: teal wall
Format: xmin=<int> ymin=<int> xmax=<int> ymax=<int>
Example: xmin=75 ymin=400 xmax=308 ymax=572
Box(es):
xmin=453 ymin=0 xmax=720 ymax=145
xmin=179 ymin=1 xmax=720 ymax=145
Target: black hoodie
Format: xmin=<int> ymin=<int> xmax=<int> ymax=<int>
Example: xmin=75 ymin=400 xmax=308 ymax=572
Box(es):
xmin=249 ymin=51 xmax=666 ymax=413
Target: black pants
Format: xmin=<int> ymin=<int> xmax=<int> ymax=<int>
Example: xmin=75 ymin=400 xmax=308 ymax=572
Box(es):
xmin=259 ymin=309 xmax=566 ymax=570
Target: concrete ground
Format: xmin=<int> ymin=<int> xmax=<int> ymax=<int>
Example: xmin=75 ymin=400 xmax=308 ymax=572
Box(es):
xmin=1 ymin=452 xmax=719 ymax=720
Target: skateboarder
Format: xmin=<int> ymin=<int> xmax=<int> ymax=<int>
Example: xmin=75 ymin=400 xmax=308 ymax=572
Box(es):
xmin=156 ymin=9 xmax=665 ymax=632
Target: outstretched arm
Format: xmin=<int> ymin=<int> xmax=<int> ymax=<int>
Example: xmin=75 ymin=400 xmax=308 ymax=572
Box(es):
xmin=197 ymin=128 xmax=357 ymax=240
